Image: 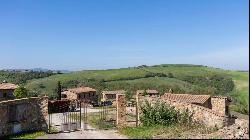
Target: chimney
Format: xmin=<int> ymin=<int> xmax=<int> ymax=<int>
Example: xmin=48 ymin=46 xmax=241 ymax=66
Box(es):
xmin=169 ymin=88 xmax=173 ymax=93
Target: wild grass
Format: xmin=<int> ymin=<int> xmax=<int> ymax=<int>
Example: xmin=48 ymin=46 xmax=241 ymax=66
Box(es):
xmin=119 ymin=124 xmax=216 ymax=139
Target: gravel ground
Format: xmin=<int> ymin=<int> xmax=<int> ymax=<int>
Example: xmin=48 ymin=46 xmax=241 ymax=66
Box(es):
xmin=36 ymin=129 xmax=127 ymax=139
xmin=37 ymin=108 xmax=128 ymax=139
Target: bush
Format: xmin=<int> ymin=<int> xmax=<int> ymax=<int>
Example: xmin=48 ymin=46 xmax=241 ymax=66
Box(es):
xmin=140 ymin=100 xmax=190 ymax=126
xmin=167 ymin=72 xmax=174 ymax=78
xmin=13 ymin=86 xmax=28 ymax=98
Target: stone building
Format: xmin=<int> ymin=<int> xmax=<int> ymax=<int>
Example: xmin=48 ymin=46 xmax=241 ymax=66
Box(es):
xmin=136 ymin=89 xmax=159 ymax=96
xmin=211 ymin=96 xmax=232 ymax=116
xmin=137 ymin=93 xmax=235 ymax=128
xmin=163 ymin=93 xmax=232 ymax=116
xmin=163 ymin=93 xmax=211 ymax=108
xmin=0 ymin=81 xmax=18 ymax=101
xmin=101 ymin=90 xmax=126 ymax=102
xmin=61 ymin=86 xmax=97 ymax=104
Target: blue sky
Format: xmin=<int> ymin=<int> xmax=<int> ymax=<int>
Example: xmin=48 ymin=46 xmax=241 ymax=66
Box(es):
xmin=0 ymin=0 xmax=249 ymax=71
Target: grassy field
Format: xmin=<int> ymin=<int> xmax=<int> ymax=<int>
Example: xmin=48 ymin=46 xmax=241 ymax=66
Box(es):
xmin=227 ymin=71 xmax=249 ymax=114
xmin=119 ymin=124 xmax=217 ymax=139
xmin=24 ymin=64 xmax=249 ymax=114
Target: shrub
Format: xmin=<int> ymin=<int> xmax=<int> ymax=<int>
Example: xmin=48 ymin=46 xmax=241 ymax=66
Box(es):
xmin=167 ymin=72 xmax=174 ymax=78
xmin=13 ymin=86 xmax=28 ymax=98
xmin=140 ymin=100 xmax=189 ymax=126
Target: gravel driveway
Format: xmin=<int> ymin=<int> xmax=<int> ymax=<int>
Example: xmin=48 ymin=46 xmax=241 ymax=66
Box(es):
xmin=37 ymin=108 xmax=128 ymax=139
xmin=36 ymin=129 xmax=127 ymax=139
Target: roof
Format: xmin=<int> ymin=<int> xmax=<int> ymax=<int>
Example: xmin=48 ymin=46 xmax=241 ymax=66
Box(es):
xmin=163 ymin=93 xmax=211 ymax=104
xmin=137 ymin=90 xmax=159 ymax=94
xmin=0 ymin=83 xmax=18 ymax=90
xmin=212 ymin=96 xmax=232 ymax=102
xmin=102 ymin=90 xmax=126 ymax=95
xmin=67 ymin=86 xmax=96 ymax=94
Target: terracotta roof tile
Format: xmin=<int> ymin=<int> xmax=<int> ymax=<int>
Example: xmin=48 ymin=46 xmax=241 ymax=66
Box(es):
xmin=0 ymin=83 xmax=18 ymax=90
xmin=68 ymin=86 xmax=96 ymax=94
xmin=163 ymin=93 xmax=211 ymax=104
xmin=212 ymin=96 xmax=232 ymax=102
xmin=102 ymin=90 xmax=126 ymax=95
xmin=137 ymin=90 xmax=159 ymax=94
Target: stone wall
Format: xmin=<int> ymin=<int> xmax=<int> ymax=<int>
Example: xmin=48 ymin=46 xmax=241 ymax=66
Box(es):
xmin=136 ymin=95 xmax=234 ymax=128
xmin=211 ymin=97 xmax=230 ymax=116
xmin=62 ymin=91 xmax=98 ymax=104
xmin=0 ymin=96 xmax=48 ymax=136
xmin=61 ymin=91 xmax=77 ymax=100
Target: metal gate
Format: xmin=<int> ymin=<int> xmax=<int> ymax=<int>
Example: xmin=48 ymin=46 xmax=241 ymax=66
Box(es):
xmin=48 ymin=100 xmax=82 ymax=133
xmin=48 ymin=100 xmax=117 ymax=132
xmin=97 ymin=101 xmax=117 ymax=129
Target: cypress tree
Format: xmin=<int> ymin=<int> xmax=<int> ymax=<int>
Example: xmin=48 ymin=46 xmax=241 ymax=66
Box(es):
xmin=57 ymin=81 xmax=62 ymax=100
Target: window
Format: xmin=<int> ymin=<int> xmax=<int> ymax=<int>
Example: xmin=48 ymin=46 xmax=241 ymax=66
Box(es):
xmin=3 ymin=93 xmax=7 ymax=98
xmin=62 ymin=94 xmax=67 ymax=98
xmin=225 ymin=106 xmax=229 ymax=115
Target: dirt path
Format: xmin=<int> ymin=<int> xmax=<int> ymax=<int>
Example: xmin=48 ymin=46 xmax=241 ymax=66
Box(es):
xmin=36 ymin=129 xmax=127 ymax=139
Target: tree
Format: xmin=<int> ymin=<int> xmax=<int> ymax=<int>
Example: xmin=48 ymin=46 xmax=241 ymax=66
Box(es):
xmin=142 ymin=89 xmax=148 ymax=96
xmin=13 ymin=86 xmax=28 ymax=99
xmin=57 ymin=81 xmax=62 ymax=100
xmin=168 ymin=72 xmax=174 ymax=78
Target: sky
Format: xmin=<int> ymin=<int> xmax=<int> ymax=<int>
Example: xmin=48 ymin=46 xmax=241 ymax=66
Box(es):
xmin=0 ymin=0 xmax=249 ymax=71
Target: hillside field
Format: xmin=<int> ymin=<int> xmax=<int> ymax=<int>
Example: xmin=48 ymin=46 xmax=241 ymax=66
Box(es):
xmin=23 ymin=64 xmax=248 ymax=114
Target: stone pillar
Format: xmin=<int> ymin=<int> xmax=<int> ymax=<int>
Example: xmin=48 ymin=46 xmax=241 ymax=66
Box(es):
xmin=36 ymin=96 xmax=49 ymax=132
xmin=136 ymin=93 xmax=140 ymax=126
xmin=116 ymin=94 xmax=126 ymax=128
xmin=136 ymin=92 xmax=144 ymax=126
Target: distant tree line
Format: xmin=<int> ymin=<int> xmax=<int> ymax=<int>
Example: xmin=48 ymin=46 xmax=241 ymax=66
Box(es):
xmin=0 ymin=70 xmax=56 ymax=84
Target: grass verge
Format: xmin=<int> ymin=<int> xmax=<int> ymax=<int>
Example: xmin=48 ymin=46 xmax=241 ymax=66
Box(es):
xmin=0 ymin=131 xmax=46 ymax=139
xmin=118 ymin=124 xmax=217 ymax=139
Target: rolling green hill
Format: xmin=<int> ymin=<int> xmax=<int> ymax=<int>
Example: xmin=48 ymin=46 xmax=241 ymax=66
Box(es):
xmin=0 ymin=70 xmax=56 ymax=84
xmin=24 ymin=64 xmax=249 ymax=114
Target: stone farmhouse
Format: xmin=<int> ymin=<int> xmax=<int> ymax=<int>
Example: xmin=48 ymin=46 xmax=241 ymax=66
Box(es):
xmin=61 ymin=86 xmax=97 ymax=104
xmin=0 ymin=81 xmax=18 ymax=101
xmin=101 ymin=90 xmax=126 ymax=102
xmin=136 ymin=92 xmax=235 ymax=128
xmin=136 ymin=89 xmax=159 ymax=96
xmin=163 ymin=93 xmax=231 ymax=116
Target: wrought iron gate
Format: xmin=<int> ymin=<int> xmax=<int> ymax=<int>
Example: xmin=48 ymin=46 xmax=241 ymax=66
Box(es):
xmin=97 ymin=101 xmax=117 ymax=129
xmin=48 ymin=100 xmax=118 ymax=132
xmin=48 ymin=100 xmax=82 ymax=133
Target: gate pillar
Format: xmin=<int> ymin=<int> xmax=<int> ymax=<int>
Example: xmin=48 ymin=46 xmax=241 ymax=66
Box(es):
xmin=116 ymin=94 xmax=126 ymax=128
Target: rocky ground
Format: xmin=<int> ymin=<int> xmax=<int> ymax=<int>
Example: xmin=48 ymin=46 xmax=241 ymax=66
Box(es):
xmin=212 ymin=118 xmax=249 ymax=139
xmin=153 ymin=118 xmax=249 ymax=139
